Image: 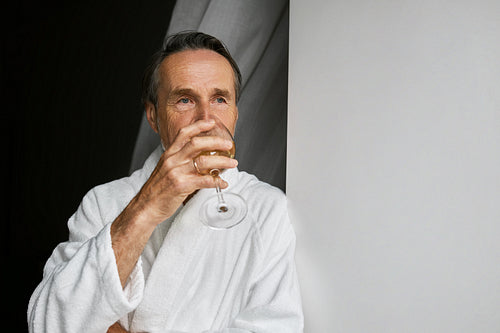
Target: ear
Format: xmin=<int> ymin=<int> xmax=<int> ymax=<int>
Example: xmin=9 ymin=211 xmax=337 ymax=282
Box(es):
xmin=145 ymin=102 xmax=159 ymax=133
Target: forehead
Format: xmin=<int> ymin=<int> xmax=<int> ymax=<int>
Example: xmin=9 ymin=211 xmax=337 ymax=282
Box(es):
xmin=159 ymin=49 xmax=235 ymax=92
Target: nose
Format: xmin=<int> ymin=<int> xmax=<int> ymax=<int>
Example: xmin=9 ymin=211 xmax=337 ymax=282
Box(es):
xmin=195 ymin=100 xmax=212 ymax=121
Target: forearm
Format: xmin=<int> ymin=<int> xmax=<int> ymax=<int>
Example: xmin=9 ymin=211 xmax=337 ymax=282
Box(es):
xmin=111 ymin=195 xmax=159 ymax=287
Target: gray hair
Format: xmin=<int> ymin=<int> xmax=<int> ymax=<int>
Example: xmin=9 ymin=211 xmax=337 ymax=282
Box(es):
xmin=141 ymin=31 xmax=242 ymax=108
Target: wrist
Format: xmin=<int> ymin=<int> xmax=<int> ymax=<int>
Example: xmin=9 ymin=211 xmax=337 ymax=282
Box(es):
xmin=125 ymin=195 xmax=163 ymax=229
xmin=133 ymin=184 xmax=186 ymax=226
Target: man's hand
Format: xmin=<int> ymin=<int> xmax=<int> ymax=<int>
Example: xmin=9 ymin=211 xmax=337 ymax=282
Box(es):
xmin=111 ymin=119 xmax=237 ymax=287
xmin=135 ymin=119 xmax=237 ymax=225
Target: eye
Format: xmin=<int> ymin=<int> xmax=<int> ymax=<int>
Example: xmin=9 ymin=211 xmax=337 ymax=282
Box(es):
xmin=216 ymin=97 xmax=226 ymax=103
xmin=179 ymin=98 xmax=190 ymax=104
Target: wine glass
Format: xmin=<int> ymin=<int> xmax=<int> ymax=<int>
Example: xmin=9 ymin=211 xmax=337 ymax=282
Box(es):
xmin=195 ymin=116 xmax=248 ymax=229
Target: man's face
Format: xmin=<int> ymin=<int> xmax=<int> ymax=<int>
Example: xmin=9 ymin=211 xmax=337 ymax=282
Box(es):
xmin=147 ymin=49 xmax=238 ymax=149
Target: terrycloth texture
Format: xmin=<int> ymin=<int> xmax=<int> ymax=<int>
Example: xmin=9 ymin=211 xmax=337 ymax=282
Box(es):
xmin=28 ymin=146 xmax=303 ymax=333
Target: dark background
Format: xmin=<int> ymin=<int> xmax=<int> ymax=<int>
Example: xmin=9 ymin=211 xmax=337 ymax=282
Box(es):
xmin=3 ymin=1 xmax=176 ymax=331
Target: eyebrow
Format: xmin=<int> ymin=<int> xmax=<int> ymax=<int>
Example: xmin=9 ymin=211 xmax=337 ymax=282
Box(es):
xmin=169 ymin=88 xmax=233 ymax=99
xmin=213 ymin=88 xmax=232 ymax=97
xmin=169 ymin=88 xmax=195 ymax=98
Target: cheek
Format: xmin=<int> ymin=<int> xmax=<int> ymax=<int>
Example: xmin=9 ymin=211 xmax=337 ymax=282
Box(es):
xmin=166 ymin=121 xmax=180 ymax=144
xmin=222 ymin=109 xmax=238 ymax=134
xmin=163 ymin=112 xmax=191 ymax=145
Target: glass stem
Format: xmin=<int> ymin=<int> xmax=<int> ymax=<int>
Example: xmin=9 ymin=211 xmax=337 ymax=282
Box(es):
xmin=214 ymin=176 xmax=228 ymax=213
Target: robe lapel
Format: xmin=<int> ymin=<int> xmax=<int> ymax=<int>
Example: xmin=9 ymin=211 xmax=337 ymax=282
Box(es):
xmin=130 ymin=187 xmax=214 ymax=332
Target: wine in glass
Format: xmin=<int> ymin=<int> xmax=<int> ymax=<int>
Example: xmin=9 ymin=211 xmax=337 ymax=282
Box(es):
xmin=196 ymin=117 xmax=247 ymax=229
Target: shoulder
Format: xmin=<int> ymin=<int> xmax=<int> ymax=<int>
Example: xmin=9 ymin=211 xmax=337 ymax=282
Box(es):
xmin=71 ymin=167 xmax=146 ymax=230
xmin=85 ymin=147 xmax=161 ymax=222
xmin=88 ymin=169 xmax=147 ymax=221
xmin=67 ymin=148 xmax=161 ymax=241
xmin=238 ymin=171 xmax=286 ymax=213
xmin=67 ymin=168 xmax=149 ymax=242
xmin=233 ymin=170 xmax=292 ymax=237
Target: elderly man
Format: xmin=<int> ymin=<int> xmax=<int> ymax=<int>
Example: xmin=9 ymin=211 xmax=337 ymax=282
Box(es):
xmin=28 ymin=31 xmax=303 ymax=333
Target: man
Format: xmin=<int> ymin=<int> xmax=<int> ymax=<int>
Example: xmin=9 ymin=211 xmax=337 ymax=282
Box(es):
xmin=28 ymin=31 xmax=303 ymax=333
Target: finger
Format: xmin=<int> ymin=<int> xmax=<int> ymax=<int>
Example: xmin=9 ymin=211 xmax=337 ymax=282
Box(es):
xmin=148 ymin=163 xmax=228 ymax=202
xmin=183 ymin=135 xmax=234 ymax=159
xmin=168 ymin=119 xmax=217 ymax=154
xmin=192 ymin=155 xmax=238 ymax=175
xmin=162 ymin=135 xmax=233 ymax=174
xmin=186 ymin=174 xmax=229 ymax=190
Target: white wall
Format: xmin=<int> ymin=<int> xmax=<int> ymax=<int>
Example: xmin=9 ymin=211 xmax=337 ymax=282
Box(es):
xmin=287 ymin=1 xmax=500 ymax=332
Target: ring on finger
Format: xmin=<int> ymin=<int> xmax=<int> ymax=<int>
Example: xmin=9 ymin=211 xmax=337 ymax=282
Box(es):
xmin=193 ymin=158 xmax=201 ymax=174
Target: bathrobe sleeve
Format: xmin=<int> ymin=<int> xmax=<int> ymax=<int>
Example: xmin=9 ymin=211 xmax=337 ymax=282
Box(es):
xmin=27 ymin=186 xmax=145 ymax=333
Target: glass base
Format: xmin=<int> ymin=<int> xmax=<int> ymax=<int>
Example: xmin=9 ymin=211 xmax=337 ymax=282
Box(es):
xmin=200 ymin=193 xmax=247 ymax=229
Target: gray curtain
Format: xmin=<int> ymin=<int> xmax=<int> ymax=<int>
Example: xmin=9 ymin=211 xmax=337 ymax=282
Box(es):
xmin=129 ymin=0 xmax=289 ymax=191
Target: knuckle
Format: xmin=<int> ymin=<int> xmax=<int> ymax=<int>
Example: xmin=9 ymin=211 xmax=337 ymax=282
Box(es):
xmin=197 ymin=154 xmax=209 ymax=166
xmin=164 ymin=168 xmax=177 ymax=182
xmin=161 ymin=157 xmax=174 ymax=171
xmin=200 ymin=176 xmax=215 ymax=188
xmin=178 ymin=127 xmax=188 ymax=136
xmin=169 ymin=174 xmax=186 ymax=192
xmin=190 ymin=136 xmax=201 ymax=147
xmin=171 ymin=180 xmax=184 ymax=193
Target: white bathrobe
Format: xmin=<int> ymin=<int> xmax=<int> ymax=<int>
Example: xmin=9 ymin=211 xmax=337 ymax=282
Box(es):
xmin=28 ymin=146 xmax=303 ymax=333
